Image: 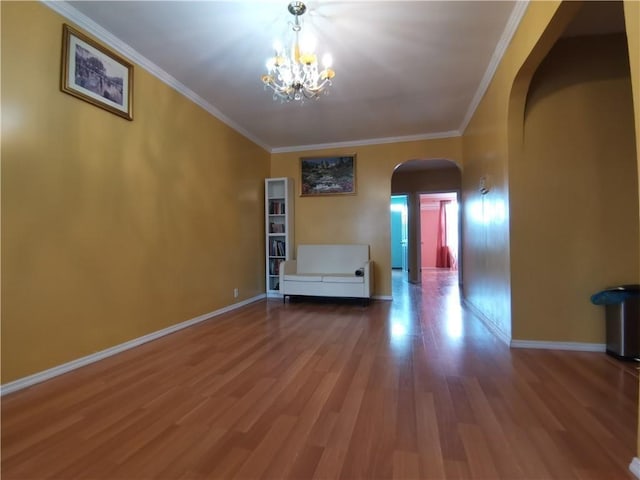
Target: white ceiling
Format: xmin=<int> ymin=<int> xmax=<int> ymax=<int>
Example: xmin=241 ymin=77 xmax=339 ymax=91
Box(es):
xmin=50 ymin=1 xmax=524 ymax=152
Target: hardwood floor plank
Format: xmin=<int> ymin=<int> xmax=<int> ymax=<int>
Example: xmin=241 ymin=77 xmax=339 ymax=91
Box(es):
xmin=458 ymin=423 xmax=501 ymax=479
xmin=415 ymin=392 xmax=446 ymax=479
xmin=444 ymin=459 xmax=473 ymax=479
xmin=216 ymin=378 xmax=277 ymax=431
xmin=287 ymin=444 xmax=325 ymax=480
xmin=313 ymin=387 xmax=366 ymax=478
xmin=339 ymin=387 xmax=396 ymax=479
xmin=494 ymin=373 xmax=566 ymax=432
xmin=395 ymin=374 xmax=418 ymax=452
xmin=311 ymin=446 xmax=345 ymax=480
xmin=203 ymin=446 xmax=251 ymax=479
xmin=392 ymin=450 xmax=421 ymax=479
xmin=1 ymin=413 xmax=85 ymax=463
xmin=462 ymin=376 xmax=525 ymax=478
xmin=501 ymin=423 xmax=553 ymax=479
xmin=148 ymin=426 xmax=228 ymax=479
xmin=2 ymin=270 xmax=637 ymax=479
xmin=306 ymin=410 xmax=338 ymax=448
xmin=262 ymin=372 xmax=338 ymax=478
xmin=527 ymin=427 xmax=578 ymax=480
xmin=233 ymin=349 xmax=316 ymax=433
xmin=234 ymin=414 xmax=298 ymax=478
xmin=431 ymin=379 xmax=467 ymax=463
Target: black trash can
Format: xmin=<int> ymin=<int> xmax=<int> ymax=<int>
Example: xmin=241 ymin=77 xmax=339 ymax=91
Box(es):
xmin=591 ymin=284 xmax=640 ymax=360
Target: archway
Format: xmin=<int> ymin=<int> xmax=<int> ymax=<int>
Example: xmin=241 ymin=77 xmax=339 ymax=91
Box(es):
xmin=390 ymin=158 xmax=462 ymax=296
xmin=507 ymin=1 xmax=639 ymax=345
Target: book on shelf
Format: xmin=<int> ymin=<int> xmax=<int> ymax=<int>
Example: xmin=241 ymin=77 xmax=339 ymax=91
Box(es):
xmin=269 ymin=200 xmax=286 ymax=215
xmin=269 ymin=222 xmax=285 ymax=233
xmin=269 ymin=258 xmax=284 ymax=276
xmin=270 ymin=239 xmax=285 ymax=257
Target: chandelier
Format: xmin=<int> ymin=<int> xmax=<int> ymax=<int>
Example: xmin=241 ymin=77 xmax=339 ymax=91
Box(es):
xmin=261 ymin=1 xmax=335 ymax=102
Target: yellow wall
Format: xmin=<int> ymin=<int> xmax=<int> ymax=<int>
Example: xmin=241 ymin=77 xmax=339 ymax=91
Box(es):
xmin=626 ymin=1 xmax=640 ymax=171
xmin=511 ymin=34 xmax=638 ymax=342
xmin=270 ymin=138 xmax=462 ymax=297
xmin=461 ymin=1 xmax=575 ymax=339
xmin=1 ymin=1 xmax=269 ymax=382
xmin=620 ymin=0 xmax=640 ymax=463
xmin=462 ymin=1 xmax=640 ymax=345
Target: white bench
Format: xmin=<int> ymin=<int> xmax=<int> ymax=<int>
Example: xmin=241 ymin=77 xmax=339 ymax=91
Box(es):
xmin=279 ymin=244 xmax=373 ymax=302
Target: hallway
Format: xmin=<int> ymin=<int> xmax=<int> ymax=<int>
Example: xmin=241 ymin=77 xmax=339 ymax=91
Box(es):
xmin=391 ymin=268 xmax=507 ymax=355
xmin=2 ymin=272 xmax=638 ymax=479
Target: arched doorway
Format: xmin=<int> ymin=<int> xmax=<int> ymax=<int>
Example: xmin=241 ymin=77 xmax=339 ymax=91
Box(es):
xmin=390 ymin=159 xmax=462 ymax=297
xmin=508 ymin=1 xmax=639 ymax=345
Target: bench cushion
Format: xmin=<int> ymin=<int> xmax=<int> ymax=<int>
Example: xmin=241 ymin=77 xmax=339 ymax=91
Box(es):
xmin=283 ymin=274 xmax=322 ymax=282
xmin=322 ymin=275 xmax=363 ymax=284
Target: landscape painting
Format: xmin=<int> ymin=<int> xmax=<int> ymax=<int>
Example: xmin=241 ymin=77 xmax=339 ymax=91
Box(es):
xmin=61 ymin=24 xmax=133 ymax=120
xmin=300 ymin=155 xmax=356 ymax=196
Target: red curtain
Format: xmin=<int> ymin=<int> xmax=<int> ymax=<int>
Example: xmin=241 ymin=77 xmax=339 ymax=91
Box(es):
xmin=436 ymin=200 xmax=453 ymax=268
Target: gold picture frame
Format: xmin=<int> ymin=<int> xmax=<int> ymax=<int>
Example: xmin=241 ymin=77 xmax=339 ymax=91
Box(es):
xmin=61 ymin=24 xmax=133 ymax=120
xmin=300 ymin=155 xmax=357 ymax=196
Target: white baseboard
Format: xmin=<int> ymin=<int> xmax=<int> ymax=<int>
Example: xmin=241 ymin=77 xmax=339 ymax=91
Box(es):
xmin=630 ymin=457 xmax=640 ymax=479
xmin=0 ymin=294 xmax=266 ymax=396
xmin=510 ymin=340 xmax=606 ymax=352
xmin=462 ymin=299 xmax=511 ymax=345
xmin=373 ymin=295 xmax=392 ymax=301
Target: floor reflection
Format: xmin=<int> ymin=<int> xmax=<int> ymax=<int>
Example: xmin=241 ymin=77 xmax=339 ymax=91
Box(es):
xmin=390 ymin=268 xmax=488 ymax=348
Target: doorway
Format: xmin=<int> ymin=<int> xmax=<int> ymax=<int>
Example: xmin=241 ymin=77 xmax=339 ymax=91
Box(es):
xmin=390 ymin=159 xmax=462 ymax=296
xmin=390 ymin=195 xmax=408 ymax=272
xmin=419 ymin=192 xmax=459 ymax=272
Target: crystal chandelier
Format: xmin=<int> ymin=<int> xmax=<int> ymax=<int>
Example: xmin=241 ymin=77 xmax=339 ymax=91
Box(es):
xmin=261 ymin=1 xmax=335 ymax=102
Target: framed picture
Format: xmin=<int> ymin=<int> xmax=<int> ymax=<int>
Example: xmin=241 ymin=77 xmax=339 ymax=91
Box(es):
xmin=300 ymin=155 xmax=356 ymax=196
xmin=61 ymin=24 xmax=133 ymax=120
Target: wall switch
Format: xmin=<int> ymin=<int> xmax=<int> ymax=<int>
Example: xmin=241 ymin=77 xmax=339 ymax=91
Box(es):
xmin=233 ymin=288 xmax=239 ymax=298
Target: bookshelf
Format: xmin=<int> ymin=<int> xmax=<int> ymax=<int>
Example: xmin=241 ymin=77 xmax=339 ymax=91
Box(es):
xmin=265 ymin=178 xmax=294 ymax=296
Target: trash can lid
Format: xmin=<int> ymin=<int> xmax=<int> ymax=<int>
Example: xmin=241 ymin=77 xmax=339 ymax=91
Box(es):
xmin=591 ymin=284 xmax=640 ymax=305
xmin=607 ymin=284 xmax=640 ymax=292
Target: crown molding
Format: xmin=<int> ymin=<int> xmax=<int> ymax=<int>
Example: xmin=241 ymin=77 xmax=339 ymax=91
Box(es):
xmin=41 ymin=0 xmax=271 ymax=153
xmin=459 ymin=0 xmax=529 ymax=134
xmin=271 ymin=130 xmax=461 ymax=154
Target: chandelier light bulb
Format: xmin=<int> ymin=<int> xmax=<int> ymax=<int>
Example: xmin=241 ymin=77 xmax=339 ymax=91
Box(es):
xmin=300 ymin=34 xmax=316 ymax=54
xmin=261 ymin=1 xmax=335 ymax=102
xmin=266 ymin=58 xmax=275 ymax=71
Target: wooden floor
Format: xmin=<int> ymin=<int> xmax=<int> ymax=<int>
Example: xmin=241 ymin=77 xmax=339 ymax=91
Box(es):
xmin=2 ymin=270 xmax=638 ymax=479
